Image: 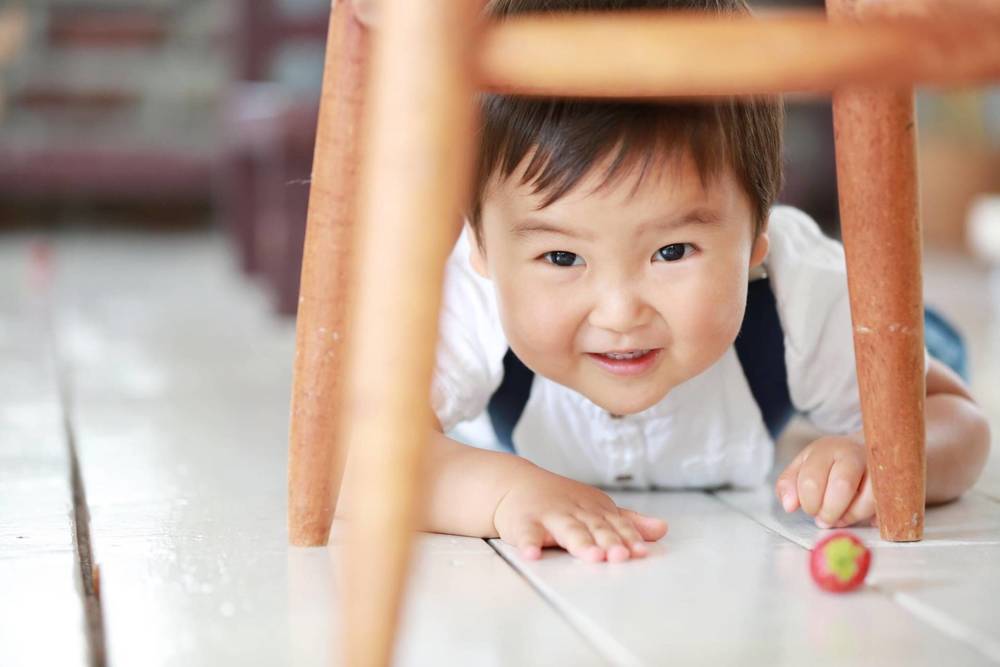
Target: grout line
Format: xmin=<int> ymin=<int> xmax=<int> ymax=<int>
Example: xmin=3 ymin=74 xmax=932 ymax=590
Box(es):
xmin=879 ymin=588 xmax=1000 ymax=664
xmin=64 ymin=407 xmax=108 ymax=667
xmin=712 ymin=492 xmax=1000 ymax=548
xmin=709 ymin=490 xmax=1000 ymax=665
xmin=706 ymin=490 xmax=813 ymax=550
xmin=36 ymin=242 xmax=108 ymax=667
xmin=973 ymin=488 xmax=1000 ymax=505
xmin=484 ymin=539 xmax=633 ymax=667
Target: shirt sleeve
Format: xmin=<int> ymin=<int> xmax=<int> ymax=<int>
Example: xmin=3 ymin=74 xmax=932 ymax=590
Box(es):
xmin=766 ymin=206 xmax=865 ymax=435
xmin=430 ymin=226 xmax=509 ymax=432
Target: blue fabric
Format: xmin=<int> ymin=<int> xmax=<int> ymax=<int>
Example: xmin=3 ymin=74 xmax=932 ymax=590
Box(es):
xmin=734 ymin=278 xmax=794 ymax=440
xmin=488 ymin=348 xmax=535 ymax=452
xmin=925 ymin=307 xmax=968 ymax=381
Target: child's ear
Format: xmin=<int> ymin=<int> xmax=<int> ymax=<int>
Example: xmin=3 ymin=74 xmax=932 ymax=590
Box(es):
xmin=749 ymin=231 xmax=769 ymax=269
xmin=469 ymin=227 xmax=490 ymax=279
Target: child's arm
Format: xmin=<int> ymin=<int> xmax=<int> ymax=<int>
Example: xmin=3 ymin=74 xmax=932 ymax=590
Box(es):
xmin=337 ymin=421 xmax=668 ymax=562
xmin=774 ymin=357 xmax=992 ymax=528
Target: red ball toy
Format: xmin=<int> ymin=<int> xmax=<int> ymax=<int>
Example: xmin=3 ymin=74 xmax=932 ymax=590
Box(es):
xmin=809 ymin=531 xmax=872 ymax=593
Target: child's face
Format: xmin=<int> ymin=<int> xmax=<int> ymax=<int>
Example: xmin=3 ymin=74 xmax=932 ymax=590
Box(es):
xmin=471 ymin=150 xmax=768 ymax=416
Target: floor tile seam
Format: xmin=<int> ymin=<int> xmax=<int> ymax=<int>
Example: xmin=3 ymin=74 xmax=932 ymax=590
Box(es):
xmin=706 ymin=491 xmax=812 ymax=549
xmin=484 ymin=538 xmax=634 ymax=667
xmin=708 ymin=491 xmax=1000 ymax=664
xmin=886 ymin=591 xmax=1000 ymax=664
xmin=973 ymin=489 xmax=1000 ymax=505
xmin=45 ymin=286 xmax=108 ymax=667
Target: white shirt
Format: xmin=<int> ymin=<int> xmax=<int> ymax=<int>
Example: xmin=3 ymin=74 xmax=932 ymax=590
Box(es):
xmin=431 ymin=206 xmax=864 ymax=490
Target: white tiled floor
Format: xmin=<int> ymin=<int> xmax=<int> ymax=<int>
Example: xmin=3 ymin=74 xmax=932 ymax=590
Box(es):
xmin=1 ymin=230 xmax=998 ymax=666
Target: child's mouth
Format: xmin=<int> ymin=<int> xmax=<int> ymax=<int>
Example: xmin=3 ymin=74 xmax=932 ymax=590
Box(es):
xmin=586 ymin=348 xmax=661 ymax=376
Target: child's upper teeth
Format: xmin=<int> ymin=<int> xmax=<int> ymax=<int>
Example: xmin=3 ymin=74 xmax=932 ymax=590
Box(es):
xmin=603 ymin=350 xmax=647 ymax=360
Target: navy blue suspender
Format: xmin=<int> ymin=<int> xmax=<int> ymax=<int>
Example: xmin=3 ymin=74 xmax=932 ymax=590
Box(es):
xmin=734 ymin=277 xmax=796 ymax=439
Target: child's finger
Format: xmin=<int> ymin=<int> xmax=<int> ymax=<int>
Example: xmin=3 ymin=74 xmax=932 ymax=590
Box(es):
xmin=775 ymin=450 xmax=807 ymax=512
xmin=796 ymin=447 xmax=836 ymax=516
xmin=835 ymin=473 xmax=877 ymax=527
xmin=576 ymin=514 xmax=630 ymax=562
xmin=816 ymin=456 xmax=866 ymax=526
xmin=619 ymin=508 xmax=669 ymax=542
xmin=604 ymin=512 xmax=649 ymax=557
xmin=512 ymin=521 xmax=547 ymax=560
xmin=542 ymin=515 xmax=604 ymax=562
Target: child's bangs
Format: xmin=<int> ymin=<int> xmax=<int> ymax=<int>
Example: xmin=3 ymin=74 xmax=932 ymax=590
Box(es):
xmin=478 ymin=96 xmax=731 ymax=213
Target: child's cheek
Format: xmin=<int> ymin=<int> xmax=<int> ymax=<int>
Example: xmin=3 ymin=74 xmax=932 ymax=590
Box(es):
xmin=495 ymin=279 xmax=568 ymax=355
xmin=676 ymin=275 xmax=746 ymax=354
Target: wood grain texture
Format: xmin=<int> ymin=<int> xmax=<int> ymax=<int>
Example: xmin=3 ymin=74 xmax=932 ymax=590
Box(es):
xmin=827 ymin=0 xmax=927 ymax=542
xmin=288 ymin=0 xmax=369 ymax=547
xmin=476 ymin=10 xmax=1000 ymax=98
xmin=338 ymin=0 xmax=479 ymax=663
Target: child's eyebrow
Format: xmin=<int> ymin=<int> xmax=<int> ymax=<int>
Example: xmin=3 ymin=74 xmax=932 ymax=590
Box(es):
xmin=635 ymin=207 xmax=723 ymax=234
xmin=510 ymin=220 xmax=595 ymax=241
xmin=511 ymin=207 xmax=722 ymax=241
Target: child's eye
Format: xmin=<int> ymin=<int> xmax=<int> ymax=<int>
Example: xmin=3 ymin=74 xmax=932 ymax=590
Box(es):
xmin=542 ymin=251 xmax=585 ymax=267
xmin=653 ymin=243 xmax=695 ymax=262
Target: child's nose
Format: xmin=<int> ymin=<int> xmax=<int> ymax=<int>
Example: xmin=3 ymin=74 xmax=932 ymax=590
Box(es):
xmin=587 ymin=285 xmax=652 ymax=334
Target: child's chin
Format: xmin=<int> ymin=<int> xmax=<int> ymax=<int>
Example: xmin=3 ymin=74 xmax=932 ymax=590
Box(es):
xmin=588 ymin=389 xmax=669 ymax=417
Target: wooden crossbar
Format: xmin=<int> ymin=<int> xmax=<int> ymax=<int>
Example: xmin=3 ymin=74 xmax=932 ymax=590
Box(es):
xmin=477 ymin=11 xmax=1000 ymax=97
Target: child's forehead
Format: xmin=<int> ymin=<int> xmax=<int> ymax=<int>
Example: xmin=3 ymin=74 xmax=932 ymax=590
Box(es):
xmin=484 ymin=147 xmax=731 ymax=219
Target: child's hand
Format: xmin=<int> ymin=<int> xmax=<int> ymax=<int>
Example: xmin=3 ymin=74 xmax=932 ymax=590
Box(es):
xmin=492 ymin=466 xmax=668 ymax=562
xmin=775 ymin=434 xmax=878 ymax=529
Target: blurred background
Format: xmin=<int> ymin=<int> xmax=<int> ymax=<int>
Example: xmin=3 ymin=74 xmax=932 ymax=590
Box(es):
xmin=0 ymin=0 xmax=329 ymax=315
xmin=1 ymin=1 xmax=999 ymax=311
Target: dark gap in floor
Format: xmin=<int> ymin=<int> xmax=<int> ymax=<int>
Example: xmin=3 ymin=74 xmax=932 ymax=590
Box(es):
xmin=42 ymin=276 xmax=108 ymax=667
xmin=64 ymin=410 xmax=107 ymax=667
xmin=483 ymin=538 xmax=619 ymax=666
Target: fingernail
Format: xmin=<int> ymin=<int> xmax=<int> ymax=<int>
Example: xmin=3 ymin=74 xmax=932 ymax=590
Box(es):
xmin=631 ymin=541 xmax=648 ymax=555
xmin=781 ymin=493 xmax=795 ymax=512
xmin=815 ymin=518 xmax=831 ymax=529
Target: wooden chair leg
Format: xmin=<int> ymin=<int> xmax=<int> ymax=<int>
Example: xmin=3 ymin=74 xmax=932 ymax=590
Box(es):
xmin=338 ymin=1 xmax=478 ymax=664
xmin=828 ymin=0 xmax=926 ymax=542
xmin=288 ymin=1 xmax=368 ymax=547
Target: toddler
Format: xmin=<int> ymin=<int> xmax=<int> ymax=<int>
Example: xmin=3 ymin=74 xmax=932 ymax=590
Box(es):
xmin=344 ymin=0 xmax=991 ymax=563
